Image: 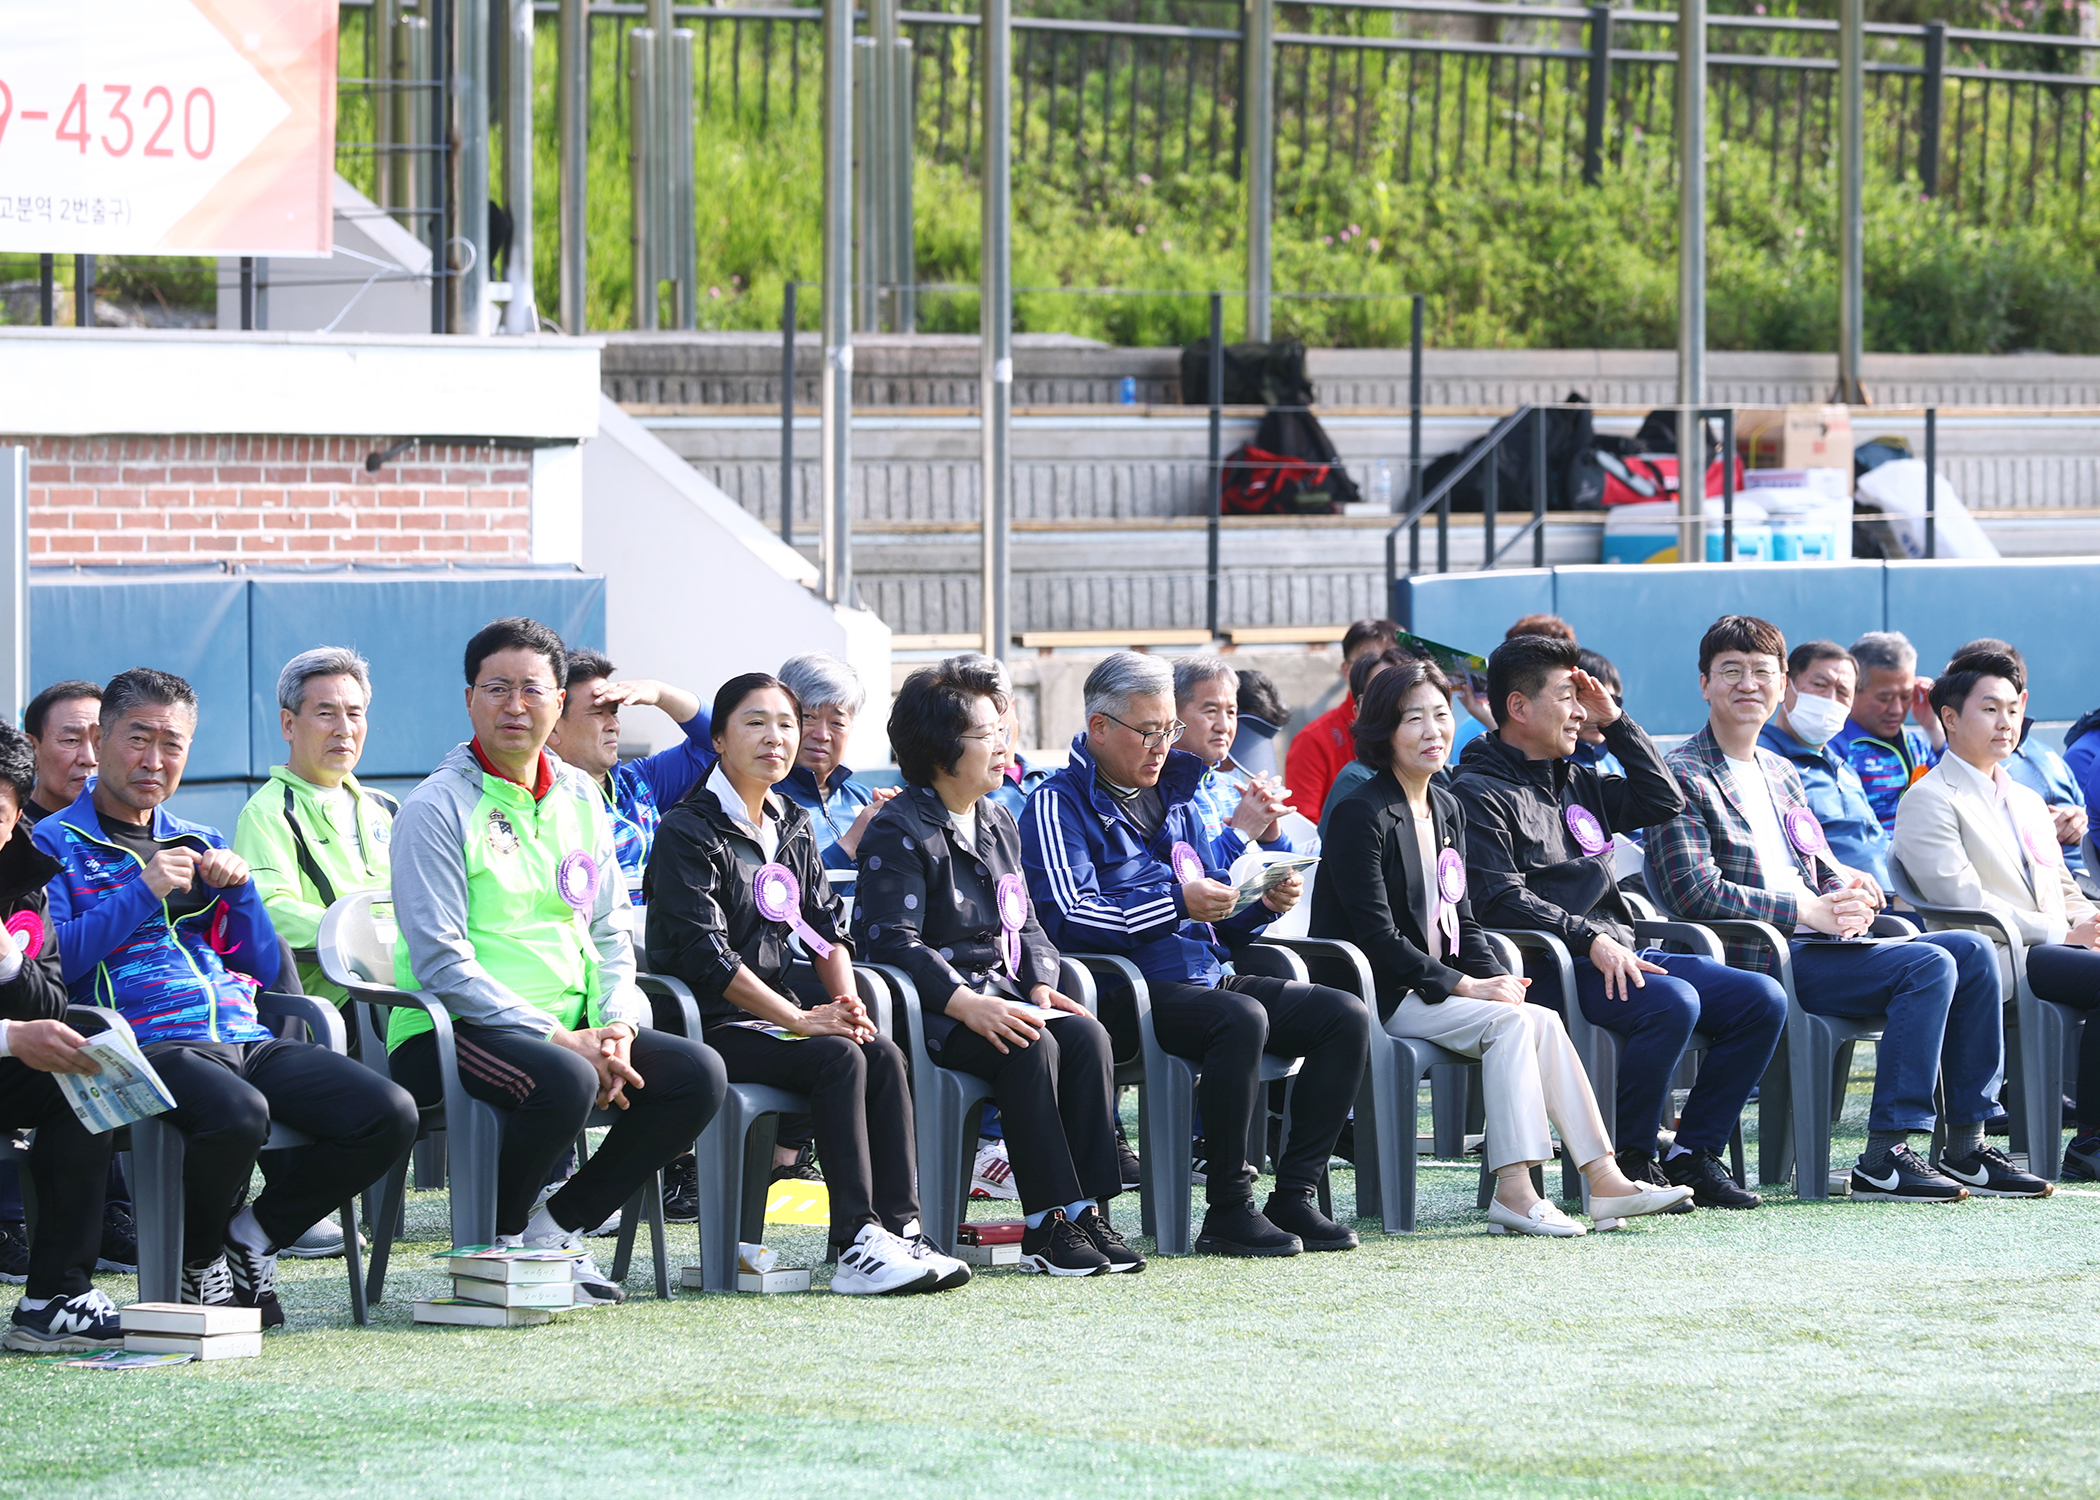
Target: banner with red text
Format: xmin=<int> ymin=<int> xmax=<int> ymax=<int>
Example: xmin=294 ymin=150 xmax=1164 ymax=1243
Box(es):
xmin=0 ymin=0 xmax=336 ymax=256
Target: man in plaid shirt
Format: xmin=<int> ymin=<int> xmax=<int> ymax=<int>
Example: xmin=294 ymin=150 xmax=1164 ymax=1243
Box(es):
xmin=1650 ymin=615 xmax=2036 ymax=1203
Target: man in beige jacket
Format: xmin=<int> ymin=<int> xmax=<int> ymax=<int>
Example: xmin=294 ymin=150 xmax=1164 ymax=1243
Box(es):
xmin=1893 ymin=642 xmax=2100 ymax=1181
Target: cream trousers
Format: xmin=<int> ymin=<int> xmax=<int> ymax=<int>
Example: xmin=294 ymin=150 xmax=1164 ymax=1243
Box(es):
xmin=1388 ymin=994 xmax=1612 ymax=1172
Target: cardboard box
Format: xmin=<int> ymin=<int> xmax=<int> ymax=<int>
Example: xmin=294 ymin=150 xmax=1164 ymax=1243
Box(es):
xmin=957 ymin=1242 xmax=1022 ymax=1267
xmin=1736 ymin=405 xmax=1853 ymax=473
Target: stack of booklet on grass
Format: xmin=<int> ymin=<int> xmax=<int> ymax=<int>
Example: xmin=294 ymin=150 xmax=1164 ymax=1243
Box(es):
xmin=955 ymin=1221 xmax=1024 ymax=1266
xmin=120 ymin=1302 xmax=262 ymax=1360
xmin=414 ymin=1246 xmax=577 ymax=1326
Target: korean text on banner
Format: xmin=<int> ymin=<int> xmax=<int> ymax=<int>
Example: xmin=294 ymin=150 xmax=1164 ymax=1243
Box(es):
xmin=0 ymin=0 xmax=337 ymax=257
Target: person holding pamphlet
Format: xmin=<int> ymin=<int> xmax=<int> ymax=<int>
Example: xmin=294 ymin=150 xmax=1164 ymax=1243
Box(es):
xmin=646 ymin=672 xmax=969 ymax=1296
xmin=388 ymin=620 xmax=728 ymax=1306
xmin=35 ymin=671 xmax=419 ymax=1328
xmin=0 ymin=721 xmax=127 ymax=1351
xmin=854 ymin=656 xmax=1142 ymax=1276
xmin=1310 ymin=661 xmax=1692 ymax=1236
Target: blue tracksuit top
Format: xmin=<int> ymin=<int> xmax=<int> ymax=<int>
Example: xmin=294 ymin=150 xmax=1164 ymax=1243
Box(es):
xmin=602 ymin=707 xmax=713 ymax=898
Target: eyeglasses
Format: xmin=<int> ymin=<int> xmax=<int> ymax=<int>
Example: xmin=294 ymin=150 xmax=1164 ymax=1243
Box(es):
xmin=1102 ymin=712 xmax=1186 ymax=750
xmin=1714 ymin=665 xmax=1781 ymax=688
xmin=474 ymin=679 xmax=557 ymax=706
xmin=960 ymin=726 xmax=1012 ymax=747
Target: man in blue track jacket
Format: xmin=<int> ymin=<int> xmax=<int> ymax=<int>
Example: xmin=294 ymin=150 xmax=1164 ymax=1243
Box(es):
xmin=1021 ymin=652 xmax=1367 ymax=1259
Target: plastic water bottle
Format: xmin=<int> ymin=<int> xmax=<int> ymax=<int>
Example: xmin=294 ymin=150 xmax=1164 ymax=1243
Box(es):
xmin=1372 ymin=459 xmax=1394 ymax=512
xmin=1117 ymin=376 xmax=1138 ymax=405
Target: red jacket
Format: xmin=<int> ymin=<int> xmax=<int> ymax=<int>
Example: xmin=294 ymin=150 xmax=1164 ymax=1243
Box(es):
xmin=1285 ymin=697 xmax=1356 ymax=819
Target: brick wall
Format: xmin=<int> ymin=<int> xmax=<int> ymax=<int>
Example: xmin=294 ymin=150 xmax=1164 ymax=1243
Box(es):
xmin=8 ymin=435 xmax=533 ymax=563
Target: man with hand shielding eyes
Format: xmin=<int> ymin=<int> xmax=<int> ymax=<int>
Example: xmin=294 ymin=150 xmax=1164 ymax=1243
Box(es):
xmin=1022 ymin=652 xmax=1368 ymax=1259
xmin=388 ymin=618 xmax=726 ymax=1305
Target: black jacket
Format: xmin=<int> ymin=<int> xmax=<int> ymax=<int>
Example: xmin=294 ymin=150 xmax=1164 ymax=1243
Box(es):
xmin=1310 ymin=769 xmax=1505 ymax=1014
xmin=0 ymin=822 xmax=68 ymax=1023
xmin=642 ymin=782 xmax=851 ymax=1027
xmin=1448 ymin=716 xmax=1684 ymax=951
xmin=852 ymin=784 xmax=1060 ymax=1046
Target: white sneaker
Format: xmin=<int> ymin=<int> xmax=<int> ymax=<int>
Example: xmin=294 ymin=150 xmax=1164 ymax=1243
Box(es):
xmin=970 ymin=1138 xmax=1018 ymax=1200
xmin=831 ymin=1224 xmax=938 ymax=1296
xmin=524 ymin=1227 xmax=628 ymax=1305
xmin=898 ymin=1219 xmax=972 ymax=1291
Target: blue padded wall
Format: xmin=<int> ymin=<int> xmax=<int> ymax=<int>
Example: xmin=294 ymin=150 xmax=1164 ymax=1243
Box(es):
xmin=1554 ymin=563 xmax=1886 ymax=736
xmin=1883 ymin=559 xmax=2100 ymax=724
xmin=1397 ymin=569 xmax=1553 ymax=652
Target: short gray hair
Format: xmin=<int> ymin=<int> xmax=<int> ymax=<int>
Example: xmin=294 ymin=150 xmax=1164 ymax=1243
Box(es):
xmin=1083 ymin=652 xmax=1175 ymax=721
xmin=1172 ymin=653 xmax=1238 ymax=707
xmin=950 ymin=653 xmax=1013 ymax=698
xmin=277 ymin=647 xmax=373 ymax=715
xmin=1848 ymin=631 xmax=1917 ymax=677
xmin=778 ymin=652 xmax=865 ymax=717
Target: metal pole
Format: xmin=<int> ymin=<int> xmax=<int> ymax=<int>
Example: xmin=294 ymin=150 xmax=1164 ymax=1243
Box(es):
xmin=451 ymin=0 xmax=491 ymax=334
xmin=892 ymin=35 xmax=916 ymax=333
xmin=821 ymin=0 xmax=855 ymax=606
xmin=1722 ymin=406 xmax=1736 ymax=560
xmin=1583 ymin=5 xmax=1612 ymax=187
xmin=1531 ymin=409 xmax=1547 ymax=569
xmin=239 ymin=257 xmax=255 ymax=331
xmin=630 ymin=27 xmax=658 ymax=330
xmin=558 ymin=0 xmax=589 ymax=332
xmin=1920 ymin=21 xmax=1945 ymax=197
xmin=429 ymin=0 xmax=450 ymax=335
xmin=1207 ymin=292 xmax=1224 ymax=638
xmin=397 ymin=15 xmax=435 ymax=238
xmin=0 ymin=449 xmax=28 ymax=723
xmin=1243 ymin=0 xmax=1273 ymax=343
xmin=73 ymin=256 xmax=94 ymax=330
xmin=500 ymin=0 xmax=537 ymax=333
xmin=782 ymin=281 xmax=799 ymax=549
xmin=668 ymin=27 xmax=697 ymax=330
xmin=375 ymin=0 xmax=400 ymax=216
xmin=981 ymin=0 xmax=1013 ymax=660
xmin=1924 ymin=407 xmax=1937 ymax=560
xmin=256 ymin=258 xmax=269 ymax=330
xmin=1482 ymin=441 xmax=1499 ymax=570
xmin=852 ymin=38 xmax=878 ymax=333
xmin=1676 ymin=0 xmax=1707 ymax=565
xmin=1408 ymin=291 xmax=1423 ymax=574
xmin=1838 ymin=0 xmax=1865 ymax=405
xmin=37 ymin=256 xmax=53 ymax=326
xmin=871 ymin=0 xmax=899 ymax=332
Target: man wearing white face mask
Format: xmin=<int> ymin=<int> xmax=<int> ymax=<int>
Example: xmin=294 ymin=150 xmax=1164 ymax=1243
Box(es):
xmin=1758 ymin=640 xmax=1897 ymax=892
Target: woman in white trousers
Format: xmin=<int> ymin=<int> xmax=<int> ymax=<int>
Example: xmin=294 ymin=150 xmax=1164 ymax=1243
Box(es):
xmin=1308 ymin=657 xmax=1692 ymax=1236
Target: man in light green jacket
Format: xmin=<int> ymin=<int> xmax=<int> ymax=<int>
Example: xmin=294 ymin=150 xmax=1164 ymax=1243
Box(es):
xmin=233 ymin=647 xmax=396 ymax=1006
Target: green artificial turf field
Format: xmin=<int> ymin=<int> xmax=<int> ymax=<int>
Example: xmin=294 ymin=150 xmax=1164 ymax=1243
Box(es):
xmin=6 ymin=1055 xmax=2099 ymax=1500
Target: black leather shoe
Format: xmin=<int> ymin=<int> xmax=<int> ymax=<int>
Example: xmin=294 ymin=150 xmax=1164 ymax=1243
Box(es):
xmin=1194 ymin=1199 xmax=1301 ymax=1258
xmin=1261 ymin=1188 xmax=1358 ymax=1251
xmin=1617 ymin=1149 xmax=1695 ymax=1213
xmin=1663 ymin=1148 xmax=1762 ymax=1209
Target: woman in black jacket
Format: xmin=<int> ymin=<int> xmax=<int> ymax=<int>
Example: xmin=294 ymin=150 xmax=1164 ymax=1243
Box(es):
xmin=855 ymin=656 xmax=1141 ymax=1277
xmin=643 ymin=672 xmax=966 ymax=1297
xmin=1309 ymin=660 xmax=1691 ymax=1237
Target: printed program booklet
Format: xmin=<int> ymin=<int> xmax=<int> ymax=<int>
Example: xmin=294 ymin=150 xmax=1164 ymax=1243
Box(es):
xmin=57 ymin=1027 xmax=176 ymax=1134
xmin=1222 ymin=850 xmax=1320 ymax=919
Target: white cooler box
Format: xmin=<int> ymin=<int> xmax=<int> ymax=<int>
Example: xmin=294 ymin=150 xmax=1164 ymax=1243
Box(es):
xmin=1602 ymin=500 xmax=1770 ymax=565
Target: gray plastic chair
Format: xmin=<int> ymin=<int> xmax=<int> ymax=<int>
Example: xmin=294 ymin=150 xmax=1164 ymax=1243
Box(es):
xmin=1890 ymin=857 xmax=2082 ymax=1181
xmin=642 ymin=966 xmax=892 ymax=1290
xmin=120 ymin=995 xmax=370 ymax=1323
xmin=319 ymin=891 xmax=670 ymax=1301
xmin=1062 ymin=949 xmax=1306 ymax=1256
xmin=1637 ymin=860 xmax=1920 ymax=1198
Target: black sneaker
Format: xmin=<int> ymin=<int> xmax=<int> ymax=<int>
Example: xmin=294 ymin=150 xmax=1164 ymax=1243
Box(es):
xmin=0 ymin=1220 xmax=27 ymax=1286
xmin=96 ymin=1202 xmax=138 ymax=1274
xmin=662 ymin=1155 xmax=699 ymax=1223
xmin=1938 ymin=1144 xmax=2054 ymax=1199
xmin=1194 ymin=1199 xmax=1302 ymax=1258
xmin=1262 ymin=1188 xmax=1358 ymax=1251
xmin=1188 ymin=1136 xmax=1209 ymax=1187
xmin=2 ymin=1288 xmax=122 ymax=1352
xmin=1663 ymin=1149 xmax=1762 ymax=1210
xmin=1984 ymin=1105 xmax=2013 ymax=1137
xmin=1018 ymin=1210 xmax=1110 ymax=1277
xmin=2064 ymin=1134 xmax=2100 ymax=1181
xmin=1116 ymin=1140 xmax=1143 ymax=1195
xmin=1071 ymin=1205 xmax=1145 ymax=1273
xmin=1849 ymin=1144 xmax=1969 ymax=1203
xmin=223 ymin=1237 xmax=286 ymax=1328
xmin=770 ymin=1149 xmax=824 ymax=1185
xmin=180 ymin=1255 xmax=235 ymax=1307
xmin=1616 ymin=1149 xmax=1695 ymax=1214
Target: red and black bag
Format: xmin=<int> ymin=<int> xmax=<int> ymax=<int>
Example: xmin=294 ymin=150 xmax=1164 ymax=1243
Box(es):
xmin=1220 ymin=445 xmax=1342 ymax=515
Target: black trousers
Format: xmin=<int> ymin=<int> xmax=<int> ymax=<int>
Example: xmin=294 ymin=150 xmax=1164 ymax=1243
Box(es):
xmin=706 ymin=1025 xmax=919 ymax=1247
xmin=0 ymin=1061 xmax=112 ymax=1299
xmin=932 ymin=1011 xmax=1122 ymax=1216
xmin=2023 ymin=943 xmax=2100 ymax=1129
xmin=1104 ymin=973 xmax=1368 ymax=1206
xmin=392 ymin=1026 xmax=725 ymax=1238
xmin=145 ymin=1038 xmax=419 ymax=1265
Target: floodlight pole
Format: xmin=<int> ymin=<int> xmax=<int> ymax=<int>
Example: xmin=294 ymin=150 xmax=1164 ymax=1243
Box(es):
xmin=1838 ymin=0 xmax=1866 ymax=405
xmin=821 ymin=0 xmax=855 ymax=606
xmin=980 ymin=0 xmax=1013 ymax=660
xmin=1676 ymin=0 xmax=1707 ymax=564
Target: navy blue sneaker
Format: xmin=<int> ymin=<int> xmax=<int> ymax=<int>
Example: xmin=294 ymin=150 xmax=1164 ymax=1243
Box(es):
xmin=1939 ymin=1145 xmax=2054 ymax=1199
xmin=2 ymin=1288 xmax=123 ymax=1352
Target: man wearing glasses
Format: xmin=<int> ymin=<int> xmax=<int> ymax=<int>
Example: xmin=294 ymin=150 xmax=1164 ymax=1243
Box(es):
xmin=1021 ymin=652 xmax=1368 ymax=1258
xmin=387 ymin=618 xmax=726 ymax=1301
xmin=1452 ymin=632 xmax=1786 ymax=1212
xmin=1651 ymin=616 xmax=2025 ymax=1203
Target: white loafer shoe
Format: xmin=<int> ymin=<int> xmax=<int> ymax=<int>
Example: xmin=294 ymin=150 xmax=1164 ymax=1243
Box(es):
xmin=1586 ymin=1184 xmax=1696 ymax=1226
xmin=1485 ymin=1197 xmax=1586 ymax=1237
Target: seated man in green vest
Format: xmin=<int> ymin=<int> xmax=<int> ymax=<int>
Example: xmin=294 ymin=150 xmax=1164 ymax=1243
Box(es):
xmin=233 ymin=646 xmax=398 ymax=1261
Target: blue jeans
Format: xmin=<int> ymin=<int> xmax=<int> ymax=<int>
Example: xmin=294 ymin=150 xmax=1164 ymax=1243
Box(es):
xmin=1792 ymin=930 xmax=2002 ymax=1133
xmin=1530 ymin=950 xmax=1787 ymax=1157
